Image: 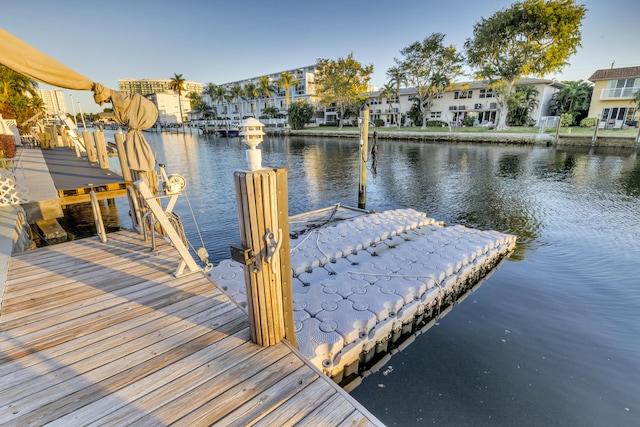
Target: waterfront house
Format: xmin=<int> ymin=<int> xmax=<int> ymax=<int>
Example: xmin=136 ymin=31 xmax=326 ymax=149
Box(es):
xmin=587 ymin=65 xmax=640 ymax=128
xmin=367 ymin=78 xmax=564 ymax=127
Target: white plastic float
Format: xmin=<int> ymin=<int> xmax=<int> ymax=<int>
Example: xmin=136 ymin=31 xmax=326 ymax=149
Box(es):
xmin=209 ymin=207 xmax=516 ymax=387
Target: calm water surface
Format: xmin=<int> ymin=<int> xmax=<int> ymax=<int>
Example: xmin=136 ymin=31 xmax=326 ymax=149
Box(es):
xmin=79 ymin=131 xmax=640 ymax=426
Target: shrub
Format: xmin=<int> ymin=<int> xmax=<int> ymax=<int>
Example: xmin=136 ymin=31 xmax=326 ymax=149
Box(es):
xmin=0 ymin=134 xmax=16 ymax=159
xmin=287 ymin=100 xmax=315 ymax=130
xmin=373 ymin=118 xmax=385 ymax=127
xmin=463 ymin=116 xmax=476 ymax=127
xmin=579 ymin=117 xmax=596 ymax=127
xmin=560 ymin=112 xmax=575 ymax=127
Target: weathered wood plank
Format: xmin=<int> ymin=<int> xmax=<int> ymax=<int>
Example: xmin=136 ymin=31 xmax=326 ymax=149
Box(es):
xmin=252 ymin=376 xmax=339 ymax=427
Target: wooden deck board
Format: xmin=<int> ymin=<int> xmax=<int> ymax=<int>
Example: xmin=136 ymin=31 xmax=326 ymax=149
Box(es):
xmin=0 ymin=230 xmax=382 ymax=426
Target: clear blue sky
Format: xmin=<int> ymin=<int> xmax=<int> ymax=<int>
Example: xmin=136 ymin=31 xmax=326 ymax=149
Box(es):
xmin=2 ymin=0 xmax=638 ymax=113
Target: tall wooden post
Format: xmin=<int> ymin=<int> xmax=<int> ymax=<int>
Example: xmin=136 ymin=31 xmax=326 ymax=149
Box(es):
xmin=592 ymin=118 xmax=601 ymax=146
xmin=358 ymin=104 xmax=370 ymax=209
xmin=234 ymin=168 xmax=286 ymax=346
xmin=275 ymin=168 xmax=297 ymax=348
xmin=83 ymin=130 xmax=97 ymax=163
xmin=93 ymin=128 xmax=110 ymax=170
xmin=114 ymin=129 xmax=132 ymax=182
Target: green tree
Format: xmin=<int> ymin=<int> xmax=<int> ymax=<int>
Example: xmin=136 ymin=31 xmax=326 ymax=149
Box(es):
xmin=229 ymin=83 xmax=243 ymax=117
xmin=203 ymin=82 xmax=219 ymax=118
xmin=549 ymin=80 xmax=593 ymax=122
xmin=386 ymin=66 xmax=406 ymax=127
xmin=169 ymin=73 xmax=186 ymax=123
xmin=507 ymin=85 xmax=540 ymax=126
xmin=243 ymin=82 xmax=260 ymax=116
xmin=392 ymin=33 xmax=464 ymax=129
xmin=0 ymin=65 xmax=41 ymax=128
xmin=465 ymin=0 xmax=587 ymax=130
xmin=314 ymin=52 xmax=373 ymax=128
xmin=258 ymin=76 xmax=276 ymax=114
xmin=378 ymin=82 xmax=397 ymax=126
xmin=278 ymin=71 xmax=299 ymax=109
xmin=288 ymin=99 xmax=315 ymax=130
xmin=430 ymin=72 xmax=453 ymax=131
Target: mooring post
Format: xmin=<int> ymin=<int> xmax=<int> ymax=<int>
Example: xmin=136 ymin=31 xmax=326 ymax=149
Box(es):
xmin=93 ymin=128 xmax=110 ymax=170
xmin=554 ymin=117 xmax=561 ymax=147
xmin=592 ymin=118 xmax=600 ymax=146
xmin=114 ymin=129 xmax=132 ymax=182
xmin=358 ymin=104 xmax=370 ymax=209
xmin=231 ymin=118 xmax=293 ymax=347
xmin=634 ymin=125 xmax=640 ymax=151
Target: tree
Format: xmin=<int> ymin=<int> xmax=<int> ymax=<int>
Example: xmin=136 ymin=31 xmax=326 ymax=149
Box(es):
xmin=288 ymin=99 xmax=315 ymax=130
xmin=378 ymin=82 xmax=395 ymax=126
xmin=258 ymin=76 xmax=275 ymax=113
xmin=507 ymin=85 xmax=540 ymax=126
xmin=465 ymin=0 xmax=587 ymax=130
xmin=229 ymin=83 xmax=243 ymax=117
xmin=169 ymin=73 xmax=186 ymax=123
xmin=0 ymin=65 xmax=41 ymax=129
xmin=278 ymin=71 xmax=299 ymax=109
xmin=392 ymin=33 xmax=464 ymax=129
xmin=243 ymin=82 xmax=260 ymax=116
xmin=386 ymin=66 xmax=406 ymax=127
xmin=549 ymin=80 xmax=593 ymax=123
xmin=314 ymin=52 xmax=373 ymax=128
xmin=430 ymin=72 xmax=454 ymax=131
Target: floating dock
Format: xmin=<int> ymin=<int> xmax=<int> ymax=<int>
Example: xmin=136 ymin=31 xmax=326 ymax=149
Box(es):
xmin=0 ymin=231 xmax=382 ymax=425
xmin=209 ymin=207 xmax=516 ymax=387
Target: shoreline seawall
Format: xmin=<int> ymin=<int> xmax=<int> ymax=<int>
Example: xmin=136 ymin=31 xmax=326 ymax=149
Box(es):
xmin=291 ymin=129 xmax=639 ymax=148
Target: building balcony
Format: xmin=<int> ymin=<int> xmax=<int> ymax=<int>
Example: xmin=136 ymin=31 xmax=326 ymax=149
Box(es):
xmin=600 ymin=87 xmax=640 ymax=100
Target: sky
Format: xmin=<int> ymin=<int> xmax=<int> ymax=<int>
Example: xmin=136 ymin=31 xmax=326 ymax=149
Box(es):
xmin=2 ymin=0 xmax=639 ymax=114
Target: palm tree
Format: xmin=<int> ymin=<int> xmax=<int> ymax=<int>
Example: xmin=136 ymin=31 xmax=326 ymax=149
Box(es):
xmin=203 ymin=82 xmax=219 ymax=118
xmin=229 ymin=84 xmax=243 ymax=117
xmin=508 ymin=85 xmax=540 ymax=126
xmin=549 ymin=80 xmax=592 ymax=122
xmin=430 ymin=72 xmax=452 ymax=131
xmin=168 ymin=73 xmax=186 ymax=123
xmin=378 ymin=82 xmax=396 ymax=126
xmin=386 ymin=65 xmax=406 ymax=127
xmin=258 ymin=76 xmax=275 ymax=111
xmin=0 ymin=65 xmax=38 ymax=102
xmin=278 ymin=71 xmax=299 ymax=109
xmin=243 ymin=82 xmax=260 ymax=116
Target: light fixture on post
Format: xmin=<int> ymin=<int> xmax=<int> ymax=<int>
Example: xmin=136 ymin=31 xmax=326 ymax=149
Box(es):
xmin=239 ymin=117 xmax=266 ymax=171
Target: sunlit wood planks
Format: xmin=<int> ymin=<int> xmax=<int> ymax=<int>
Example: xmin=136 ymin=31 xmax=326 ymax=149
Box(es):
xmin=0 ymin=230 xmax=382 ymax=426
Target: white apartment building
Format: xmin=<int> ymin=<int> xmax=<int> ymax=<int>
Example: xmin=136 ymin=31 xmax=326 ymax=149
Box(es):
xmin=203 ymin=65 xmax=317 ymax=121
xmin=146 ymin=92 xmax=192 ymax=124
xmin=36 ymin=89 xmax=67 ymax=115
xmin=367 ymin=78 xmax=564 ymax=127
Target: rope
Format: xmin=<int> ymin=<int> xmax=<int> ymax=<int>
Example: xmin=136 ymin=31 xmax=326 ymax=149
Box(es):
xmin=183 ymin=190 xmax=213 ymax=272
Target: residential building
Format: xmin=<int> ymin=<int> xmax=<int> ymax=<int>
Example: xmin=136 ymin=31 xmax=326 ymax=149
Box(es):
xmin=367 ymin=78 xmax=563 ymax=127
xmin=204 ymin=65 xmax=317 ymax=121
xmin=145 ymin=92 xmax=192 ymax=124
xmin=36 ymin=89 xmax=67 ymax=115
xmin=587 ymin=66 xmax=639 ymax=127
xmin=118 ymin=78 xmax=203 ymax=96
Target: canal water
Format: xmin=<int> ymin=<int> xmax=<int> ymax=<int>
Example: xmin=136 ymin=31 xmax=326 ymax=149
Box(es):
xmin=71 ymin=130 xmax=639 ymax=426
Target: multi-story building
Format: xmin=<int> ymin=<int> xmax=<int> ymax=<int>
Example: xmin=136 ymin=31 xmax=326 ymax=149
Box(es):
xmin=367 ymin=78 xmax=563 ymax=127
xmin=118 ymin=78 xmax=203 ymax=124
xmin=36 ymin=89 xmax=67 ymax=115
xmin=204 ymin=65 xmax=317 ymax=121
xmin=118 ymin=78 xmax=203 ymax=96
xmin=587 ymin=66 xmax=639 ymax=128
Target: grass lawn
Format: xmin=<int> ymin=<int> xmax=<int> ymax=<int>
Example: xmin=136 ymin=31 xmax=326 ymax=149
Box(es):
xmin=304 ymin=125 xmax=640 ymax=138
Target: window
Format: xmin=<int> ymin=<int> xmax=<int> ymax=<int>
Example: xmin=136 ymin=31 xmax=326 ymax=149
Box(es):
xmin=454 ymin=90 xmax=473 ymax=99
xmin=479 ymin=89 xmax=495 ymax=98
xmin=430 ymin=111 xmax=442 ymax=118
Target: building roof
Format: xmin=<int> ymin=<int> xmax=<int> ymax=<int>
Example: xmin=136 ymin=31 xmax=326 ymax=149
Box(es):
xmin=588 ymin=66 xmax=640 ymax=82
xmin=369 ymin=78 xmax=563 ymax=97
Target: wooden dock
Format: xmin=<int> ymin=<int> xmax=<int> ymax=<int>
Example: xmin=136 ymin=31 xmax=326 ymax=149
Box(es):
xmin=0 ymin=231 xmax=382 ymax=426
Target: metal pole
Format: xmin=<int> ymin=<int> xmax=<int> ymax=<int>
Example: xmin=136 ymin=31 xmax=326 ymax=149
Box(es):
xmin=358 ymin=104 xmax=369 ymax=209
xmin=70 ymin=95 xmax=78 ymax=128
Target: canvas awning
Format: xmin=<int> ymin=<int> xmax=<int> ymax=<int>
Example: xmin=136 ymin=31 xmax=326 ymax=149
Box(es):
xmin=0 ymin=28 xmax=157 ymax=171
